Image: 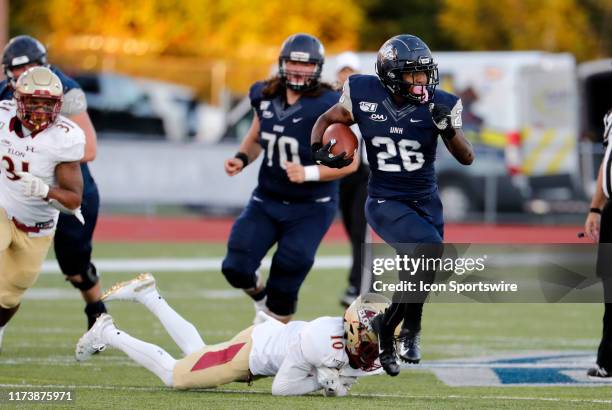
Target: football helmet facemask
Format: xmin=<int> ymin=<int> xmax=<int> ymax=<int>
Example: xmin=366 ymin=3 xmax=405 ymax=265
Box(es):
xmin=2 ymin=35 xmax=48 ymax=88
xmin=375 ymin=34 xmax=439 ymax=103
xmin=278 ymin=33 xmax=325 ymax=92
xmin=14 ymin=66 xmax=63 ymax=132
xmin=343 ymin=293 xmax=391 ymax=371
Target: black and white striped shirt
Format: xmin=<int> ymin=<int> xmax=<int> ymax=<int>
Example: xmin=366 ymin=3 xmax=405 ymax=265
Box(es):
xmin=602 ymin=109 xmax=612 ymax=198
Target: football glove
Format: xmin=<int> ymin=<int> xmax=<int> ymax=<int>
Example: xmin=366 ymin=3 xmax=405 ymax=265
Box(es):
xmin=311 ymin=141 xmax=352 ymax=169
xmin=317 ymin=367 xmax=349 ymax=397
xmin=15 ymin=171 xmax=49 ymax=199
xmin=429 ymin=103 xmax=456 ymax=140
xmin=48 ymin=199 xmax=85 ymax=225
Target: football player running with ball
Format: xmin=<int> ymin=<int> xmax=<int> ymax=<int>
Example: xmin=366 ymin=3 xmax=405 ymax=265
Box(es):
xmin=311 ymin=35 xmax=474 ymax=376
xmin=76 ymin=274 xmax=387 ymax=396
xmin=0 ymin=67 xmax=84 ymax=351
xmin=222 ymin=33 xmax=357 ymax=324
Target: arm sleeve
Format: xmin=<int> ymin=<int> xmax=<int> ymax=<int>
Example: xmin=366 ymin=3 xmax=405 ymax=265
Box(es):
xmin=602 ymin=110 xmax=612 ymax=199
xmin=450 ymin=98 xmax=463 ymax=128
xmin=603 ymin=109 xmax=612 ymax=148
xmin=61 ymin=88 xmax=88 ymax=116
xmin=338 ymin=79 xmax=355 ymax=121
xmin=51 ymin=126 xmax=86 ymax=162
xmin=271 ymin=349 xmax=321 ymax=396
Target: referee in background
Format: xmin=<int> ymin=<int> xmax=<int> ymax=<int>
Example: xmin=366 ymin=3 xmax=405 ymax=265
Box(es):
xmin=584 ymin=108 xmax=612 ymax=378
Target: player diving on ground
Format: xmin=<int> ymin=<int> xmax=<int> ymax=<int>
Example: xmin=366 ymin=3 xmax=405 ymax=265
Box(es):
xmin=75 ymin=273 xmax=389 ymax=396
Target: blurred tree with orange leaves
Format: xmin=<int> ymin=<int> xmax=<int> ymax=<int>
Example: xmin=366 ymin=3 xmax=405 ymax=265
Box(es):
xmin=10 ymin=0 xmax=362 ymax=59
xmin=9 ymin=0 xmax=363 ymax=95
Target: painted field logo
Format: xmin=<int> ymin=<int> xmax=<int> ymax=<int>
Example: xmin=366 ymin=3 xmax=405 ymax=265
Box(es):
xmin=412 ymin=351 xmax=612 ymax=386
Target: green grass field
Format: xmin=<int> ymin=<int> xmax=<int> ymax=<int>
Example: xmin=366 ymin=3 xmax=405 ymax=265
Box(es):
xmin=0 ymin=242 xmax=611 ymax=409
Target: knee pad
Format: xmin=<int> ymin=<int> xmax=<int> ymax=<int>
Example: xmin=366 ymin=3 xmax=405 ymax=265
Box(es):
xmin=221 ymin=256 xmax=257 ymax=290
xmin=265 ymin=290 xmax=297 ymax=317
xmin=66 ymin=263 xmax=99 ymax=291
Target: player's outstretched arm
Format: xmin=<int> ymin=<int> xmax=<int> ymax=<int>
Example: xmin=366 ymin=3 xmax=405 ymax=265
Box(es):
xmin=48 ymin=161 xmax=84 ymax=209
xmin=225 ymin=112 xmax=263 ymax=176
xmin=442 ymin=128 xmax=474 ymax=165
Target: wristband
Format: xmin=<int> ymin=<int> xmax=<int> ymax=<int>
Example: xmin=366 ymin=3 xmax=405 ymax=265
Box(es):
xmin=304 ymin=165 xmax=320 ymax=181
xmin=590 ymin=207 xmax=602 ymax=215
xmin=235 ymin=152 xmax=249 ymax=167
xmin=440 ymin=127 xmax=456 ymax=141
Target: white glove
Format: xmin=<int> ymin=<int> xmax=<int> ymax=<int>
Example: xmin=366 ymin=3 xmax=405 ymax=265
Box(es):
xmin=317 ymin=367 xmax=349 ymax=397
xmin=340 ymin=376 xmax=357 ymax=390
xmin=15 ymin=172 xmax=49 ymax=199
xmin=48 ymin=199 xmax=85 ymax=225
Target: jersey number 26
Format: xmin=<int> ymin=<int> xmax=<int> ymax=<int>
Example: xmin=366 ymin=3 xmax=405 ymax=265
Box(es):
xmin=372 ymin=137 xmax=424 ymax=172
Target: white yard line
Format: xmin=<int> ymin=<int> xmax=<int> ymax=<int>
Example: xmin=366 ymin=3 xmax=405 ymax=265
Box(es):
xmin=41 ymin=256 xmax=351 ymax=274
xmin=0 ymin=383 xmax=611 ymax=403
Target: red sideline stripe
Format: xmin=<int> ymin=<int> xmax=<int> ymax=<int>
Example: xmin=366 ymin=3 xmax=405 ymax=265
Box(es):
xmin=190 ymin=342 xmax=246 ymax=372
xmin=93 ymin=215 xmax=584 ymax=244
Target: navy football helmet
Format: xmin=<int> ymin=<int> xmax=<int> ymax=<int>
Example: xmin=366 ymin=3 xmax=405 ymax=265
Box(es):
xmin=278 ymin=33 xmax=325 ymax=92
xmin=375 ymin=35 xmax=438 ymax=103
xmin=2 ymin=35 xmax=48 ymax=88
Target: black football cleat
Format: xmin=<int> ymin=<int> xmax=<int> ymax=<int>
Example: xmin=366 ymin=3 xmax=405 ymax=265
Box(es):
xmin=371 ymin=314 xmax=400 ymax=376
xmin=399 ymin=328 xmax=421 ymax=364
xmin=587 ymin=366 xmax=611 ymax=378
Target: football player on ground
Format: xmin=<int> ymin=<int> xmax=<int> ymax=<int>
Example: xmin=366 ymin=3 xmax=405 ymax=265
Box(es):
xmin=1 ymin=35 xmax=106 ymax=329
xmin=222 ymin=33 xmax=358 ymax=324
xmin=311 ymin=35 xmax=474 ymax=375
xmin=76 ymin=273 xmax=386 ymax=396
xmin=0 ymin=67 xmax=84 ymax=352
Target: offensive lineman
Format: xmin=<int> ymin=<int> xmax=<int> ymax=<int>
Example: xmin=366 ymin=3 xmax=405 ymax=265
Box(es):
xmin=222 ymin=33 xmax=357 ymax=323
xmin=0 ymin=67 xmax=84 ymax=351
xmin=76 ymin=273 xmax=386 ymax=396
xmin=311 ymin=35 xmax=474 ymax=375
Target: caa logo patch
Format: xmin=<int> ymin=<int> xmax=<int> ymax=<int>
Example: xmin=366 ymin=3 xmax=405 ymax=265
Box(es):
xmin=359 ymin=101 xmax=378 ymax=112
xmin=370 ymin=113 xmax=387 ymax=122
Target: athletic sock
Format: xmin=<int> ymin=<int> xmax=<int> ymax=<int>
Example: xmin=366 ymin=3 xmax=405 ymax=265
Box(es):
xmin=102 ymin=326 xmax=176 ymax=387
xmin=141 ymin=290 xmax=205 ymax=355
xmin=0 ymin=325 xmax=5 ymax=351
xmin=85 ymin=301 xmax=108 ymax=329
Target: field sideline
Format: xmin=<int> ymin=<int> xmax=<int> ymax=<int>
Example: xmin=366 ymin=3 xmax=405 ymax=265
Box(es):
xmin=1 ymin=220 xmax=610 ymax=409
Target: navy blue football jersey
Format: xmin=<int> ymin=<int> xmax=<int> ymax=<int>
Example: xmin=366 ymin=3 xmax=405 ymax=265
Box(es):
xmin=340 ymin=74 xmax=462 ymax=200
xmin=249 ymin=81 xmax=340 ymax=201
xmin=0 ymin=66 xmax=95 ymax=192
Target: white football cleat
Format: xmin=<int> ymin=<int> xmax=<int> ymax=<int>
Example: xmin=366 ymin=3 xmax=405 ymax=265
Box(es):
xmin=102 ymin=273 xmax=156 ymax=303
xmin=75 ymin=313 xmax=114 ymax=362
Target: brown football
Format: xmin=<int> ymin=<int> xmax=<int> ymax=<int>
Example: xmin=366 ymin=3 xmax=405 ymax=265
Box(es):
xmin=322 ymin=123 xmax=358 ymax=160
